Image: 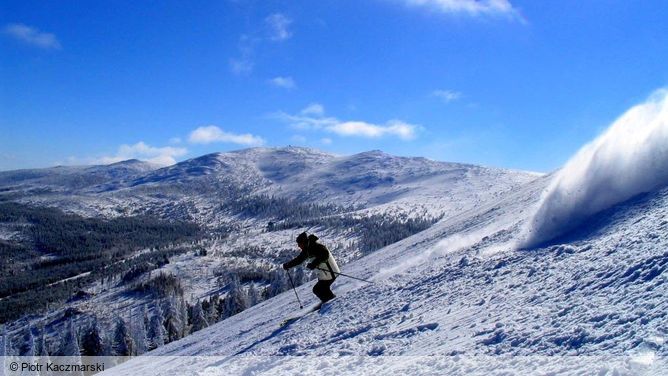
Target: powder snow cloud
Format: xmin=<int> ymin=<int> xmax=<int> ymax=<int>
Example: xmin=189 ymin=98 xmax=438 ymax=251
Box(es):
xmin=520 ymin=89 xmax=668 ymax=248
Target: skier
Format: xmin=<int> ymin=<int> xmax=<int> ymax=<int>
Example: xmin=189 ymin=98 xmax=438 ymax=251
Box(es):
xmin=283 ymin=232 xmax=340 ymax=303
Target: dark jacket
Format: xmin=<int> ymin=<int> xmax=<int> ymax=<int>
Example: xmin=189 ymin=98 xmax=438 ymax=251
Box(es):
xmin=284 ymin=234 xmax=340 ymax=280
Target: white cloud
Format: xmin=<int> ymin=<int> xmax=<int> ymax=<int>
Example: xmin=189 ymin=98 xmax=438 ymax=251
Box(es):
xmin=229 ymin=14 xmax=292 ymax=76
xmin=328 ymin=120 xmax=418 ymax=140
xmin=432 ymin=89 xmax=462 ymax=103
xmin=229 ymin=35 xmax=257 ymax=75
xmin=3 ymin=23 xmax=61 ymax=49
xmin=230 ymin=58 xmax=254 ymax=75
xmin=265 ymin=13 xmax=293 ymax=41
xmin=95 ymin=141 xmax=188 ymax=166
xmin=188 ymin=125 xmax=266 ymax=146
xmin=300 ymin=103 xmax=325 ymax=116
xmin=321 ymin=138 xmax=333 ymax=145
xmin=269 ymin=76 xmax=296 ymax=89
xmin=275 ymin=105 xmax=421 ymax=141
xmin=401 ymin=0 xmax=520 ymax=18
xmin=169 ymin=137 xmax=182 ymax=144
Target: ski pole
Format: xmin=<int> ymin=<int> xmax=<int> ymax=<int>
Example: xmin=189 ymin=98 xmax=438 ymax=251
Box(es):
xmin=285 ymin=270 xmax=303 ymax=309
xmin=314 ymin=267 xmax=374 ymax=284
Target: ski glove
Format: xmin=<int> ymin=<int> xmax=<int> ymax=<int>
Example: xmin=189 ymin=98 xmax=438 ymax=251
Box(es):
xmin=306 ymin=262 xmax=317 ymax=270
xmin=282 ymin=263 xmax=289 ymax=270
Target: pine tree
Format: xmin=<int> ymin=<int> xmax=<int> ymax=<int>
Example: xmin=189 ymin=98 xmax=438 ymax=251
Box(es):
xmin=57 ymin=319 xmax=81 ymax=357
xmin=18 ymin=326 xmax=35 ymax=356
xmin=190 ymin=300 xmax=209 ymax=333
xmin=132 ymin=306 xmax=148 ymax=355
xmin=36 ymin=327 xmax=52 ymax=375
xmin=80 ymin=320 xmax=104 ymax=356
xmin=147 ymin=308 xmax=166 ymax=351
xmin=179 ymin=295 xmax=189 ymax=338
xmin=112 ymin=317 xmax=134 ymax=356
xmin=266 ymin=269 xmax=288 ymax=298
xmin=224 ymin=276 xmax=249 ymax=317
xmin=247 ymin=284 xmax=262 ymax=307
xmin=215 ymin=297 xmax=226 ymax=320
xmin=36 ymin=326 xmax=50 ymax=357
xmin=205 ymin=294 xmax=220 ymax=323
xmin=163 ymin=296 xmax=184 ymax=343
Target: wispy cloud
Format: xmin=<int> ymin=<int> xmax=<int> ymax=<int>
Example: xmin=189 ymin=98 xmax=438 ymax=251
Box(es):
xmin=300 ymin=103 xmax=325 ymax=116
xmin=265 ymin=13 xmax=293 ymax=41
xmin=400 ymin=0 xmax=521 ymax=18
xmin=432 ymin=89 xmax=462 ymax=103
xmin=94 ymin=142 xmax=187 ymax=166
xmin=268 ymin=76 xmax=297 ymax=89
xmin=188 ymin=125 xmax=266 ymax=146
xmin=275 ymin=104 xmax=422 ymax=141
xmin=230 ymin=58 xmax=254 ymax=75
xmin=3 ymin=23 xmax=61 ymax=49
xmin=229 ymin=13 xmax=293 ymax=76
xmin=229 ymin=35 xmax=258 ymax=75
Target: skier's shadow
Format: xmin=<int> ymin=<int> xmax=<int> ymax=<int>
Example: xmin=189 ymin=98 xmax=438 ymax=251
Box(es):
xmin=206 ymin=320 xmax=297 ymax=369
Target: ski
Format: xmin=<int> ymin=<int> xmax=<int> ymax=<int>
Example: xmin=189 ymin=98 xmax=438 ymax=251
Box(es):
xmin=279 ymin=303 xmax=322 ymax=327
xmin=279 ymin=298 xmax=337 ymax=327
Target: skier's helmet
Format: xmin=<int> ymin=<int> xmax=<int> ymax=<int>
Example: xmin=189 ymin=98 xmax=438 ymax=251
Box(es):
xmin=296 ymin=232 xmax=308 ymax=245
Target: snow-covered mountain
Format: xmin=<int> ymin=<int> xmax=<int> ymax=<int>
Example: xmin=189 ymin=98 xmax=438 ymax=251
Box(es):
xmin=102 ymin=93 xmax=668 ymax=375
xmin=0 ymin=146 xmax=538 ymax=222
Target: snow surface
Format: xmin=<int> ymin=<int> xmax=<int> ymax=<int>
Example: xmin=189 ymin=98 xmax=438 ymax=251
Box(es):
xmin=105 ymin=172 xmax=667 ymax=375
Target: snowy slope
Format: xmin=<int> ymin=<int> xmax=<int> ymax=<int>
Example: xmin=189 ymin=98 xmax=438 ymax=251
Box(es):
xmin=105 ymin=173 xmax=667 ymax=375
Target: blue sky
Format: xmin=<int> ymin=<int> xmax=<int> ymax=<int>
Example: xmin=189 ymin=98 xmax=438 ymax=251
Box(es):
xmin=1 ymin=0 xmax=667 ymax=172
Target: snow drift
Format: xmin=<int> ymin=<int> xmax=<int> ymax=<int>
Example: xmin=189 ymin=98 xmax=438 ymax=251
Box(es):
xmin=521 ymin=89 xmax=668 ymax=248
